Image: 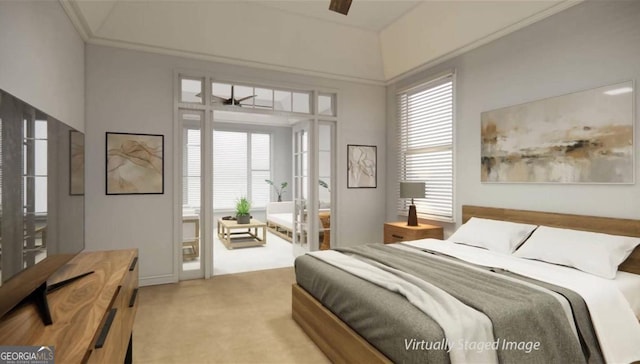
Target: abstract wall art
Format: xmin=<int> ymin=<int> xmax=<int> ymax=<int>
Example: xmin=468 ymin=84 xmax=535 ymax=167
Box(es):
xmin=106 ymin=132 xmax=164 ymax=194
xmin=347 ymin=144 xmax=377 ymax=188
xmin=481 ymin=81 xmax=634 ymax=183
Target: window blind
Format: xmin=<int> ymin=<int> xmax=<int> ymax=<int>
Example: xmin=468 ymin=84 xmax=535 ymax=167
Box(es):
xmin=250 ymin=133 xmax=270 ymax=208
xmin=397 ymin=74 xmax=454 ymax=221
xmin=210 ymin=130 xmax=271 ymax=210
xmin=183 ymin=129 xmax=272 ymax=210
xmin=213 ymin=130 xmax=248 ymax=209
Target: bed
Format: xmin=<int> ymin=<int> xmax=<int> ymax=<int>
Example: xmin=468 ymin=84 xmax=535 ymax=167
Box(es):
xmin=292 ymin=205 xmax=640 ymax=363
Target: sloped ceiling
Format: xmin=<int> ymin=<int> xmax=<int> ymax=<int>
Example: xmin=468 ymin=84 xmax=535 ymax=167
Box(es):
xmin=62 ymin=0 xmax=580 ymax=84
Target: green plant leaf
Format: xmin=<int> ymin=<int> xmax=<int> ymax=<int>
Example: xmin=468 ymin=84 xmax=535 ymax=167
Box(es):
xmin=236 ymin=196 xmax=251 ymax=216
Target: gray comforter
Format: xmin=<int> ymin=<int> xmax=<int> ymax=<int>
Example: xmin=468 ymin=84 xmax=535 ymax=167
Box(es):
xmin=295 ymin=244 xmax=604 ymax=363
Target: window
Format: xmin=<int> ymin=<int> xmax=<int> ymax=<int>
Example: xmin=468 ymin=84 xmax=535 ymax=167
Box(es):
xmin=181 ymin=78 xmax=203 ymax=104
xmin=210 ymin=81 xmax=312 ymax=114
xmin=182 ymin=127 xmax=201 ymax=208
xmin=318 ymin=94 xmax=336 ymax=116
xmin=212 ymin=131 xmax=271 ymax=210
xmin=24 ymin=118 xmax=48 ymax=215
xmin=397 ymin=73 xmax=454 ymax=221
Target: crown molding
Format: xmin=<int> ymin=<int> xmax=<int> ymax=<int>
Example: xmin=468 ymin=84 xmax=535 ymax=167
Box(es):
xmin=58 ymin=0 xmax=92 ymax=41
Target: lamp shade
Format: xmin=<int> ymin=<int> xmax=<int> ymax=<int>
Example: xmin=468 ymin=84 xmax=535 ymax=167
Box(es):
xmin=400 ymin=182 xmax=425 ymax=199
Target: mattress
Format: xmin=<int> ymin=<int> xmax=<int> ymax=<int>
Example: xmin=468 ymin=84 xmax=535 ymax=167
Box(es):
xmin=295 ymin=251 xmax=449 ymax=363
xmin=296 ymin=244 xmax=601 ymax=363
xmin=296 ymin=240 xmax=640 ymax=363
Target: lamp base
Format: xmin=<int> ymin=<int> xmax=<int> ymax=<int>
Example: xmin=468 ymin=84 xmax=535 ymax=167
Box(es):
xmin=407 ymin=205 xmax=418 ymax=226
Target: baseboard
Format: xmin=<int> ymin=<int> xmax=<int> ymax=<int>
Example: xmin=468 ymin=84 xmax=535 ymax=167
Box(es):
xmin=140 ymin=274 xmax=177 ymax=287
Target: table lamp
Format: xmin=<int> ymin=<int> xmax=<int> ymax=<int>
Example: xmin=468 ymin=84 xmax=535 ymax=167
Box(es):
xmin=400 ymin=182 xmax=425 ymax=226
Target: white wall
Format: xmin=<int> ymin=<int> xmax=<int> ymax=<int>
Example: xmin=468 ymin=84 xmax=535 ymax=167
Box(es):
xmin=85 ymin=45 xmax=386 ymax=285
xmin=0 ymin=1 xmax=84 ymax=131
xmin=387 ymin=1 xmax=640 ymax=235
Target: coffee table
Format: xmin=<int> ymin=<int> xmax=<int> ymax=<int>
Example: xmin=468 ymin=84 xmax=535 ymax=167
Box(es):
xmin=217 ymin=218 xmax=267 ymax=249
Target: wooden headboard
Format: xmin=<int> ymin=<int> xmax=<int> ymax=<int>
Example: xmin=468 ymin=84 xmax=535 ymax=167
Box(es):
xmin=462 ymin=205 xmax=640 ymax=275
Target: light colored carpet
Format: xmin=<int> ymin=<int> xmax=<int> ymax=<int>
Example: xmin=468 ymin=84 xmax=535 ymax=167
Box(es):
xmin=213 ymin=231 xmax=295 ymax=276
xmin=133 ymin=267 xmax=329 ymax=364
xmin=181 ymin=231 xmax=295 ymax=276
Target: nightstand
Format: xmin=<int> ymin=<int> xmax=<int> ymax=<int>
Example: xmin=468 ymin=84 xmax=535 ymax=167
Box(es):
xmin=383 ymin=222 xmax=444 ymax=244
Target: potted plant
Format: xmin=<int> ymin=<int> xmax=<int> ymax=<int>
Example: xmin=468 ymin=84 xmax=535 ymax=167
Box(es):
xmin=236 ymin=197 xmax=251 ymax=224
xmin=265 ymin=179 xmax=288 ymax=202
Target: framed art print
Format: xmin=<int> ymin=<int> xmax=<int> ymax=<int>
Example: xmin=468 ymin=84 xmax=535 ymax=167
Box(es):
xmin=106 ymin=132 xmax=164 ymax=194
xmin=481 ymin=81 xmax=633 ymax=184
xmin=347 ymin=144 xmax=377 ymax=188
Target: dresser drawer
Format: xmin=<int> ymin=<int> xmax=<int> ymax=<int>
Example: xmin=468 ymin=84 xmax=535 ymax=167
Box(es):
xmin=87 ymin=254 xmax=139 ymax=364
xmin=120 ymin=256 xmax=139 ymax=355
xmin=384 ymin=222 xmax=443 ymax=243
xmin=87 ymin=286 xmax=125 ymax=364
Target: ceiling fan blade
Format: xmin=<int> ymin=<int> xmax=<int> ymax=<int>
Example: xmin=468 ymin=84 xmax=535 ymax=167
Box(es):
xmin=329 ymin=0 xmax=352 ymax=15
xmin=211 ymin=95 xmax=227 ymax=102
xmin=235 ymin=95 xmax=257 ymax=103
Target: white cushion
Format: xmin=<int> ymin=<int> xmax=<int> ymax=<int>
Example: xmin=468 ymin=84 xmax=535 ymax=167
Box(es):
xmin=448 ymin=217 xmax=537 ymax=254
xmin=266 ymin=201 xmax=294 ymax=215
xmin=514 ymin=226 xmax=640 ymax=279
xmin=268 ymin=213 xmax=293 ymax=230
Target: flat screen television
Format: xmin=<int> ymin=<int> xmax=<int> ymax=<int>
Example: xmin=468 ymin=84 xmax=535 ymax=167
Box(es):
xmin=0 ymin=90 xmax=85 ymax=323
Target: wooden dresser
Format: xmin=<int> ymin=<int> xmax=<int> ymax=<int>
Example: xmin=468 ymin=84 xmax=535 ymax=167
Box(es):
xmin=384 ymin=222 xmax=444 ymax=244
xmin=0 ymin=249 xmax=139 ymax=363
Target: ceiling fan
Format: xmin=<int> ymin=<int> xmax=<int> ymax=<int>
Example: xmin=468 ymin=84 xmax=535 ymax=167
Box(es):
xmin=196 ymin=85 xmax=256 ymax=106
xmin=212 ymin=85 xmax=256 ymax=106
xmin=329 ymin=0 xmax=352 ymax=15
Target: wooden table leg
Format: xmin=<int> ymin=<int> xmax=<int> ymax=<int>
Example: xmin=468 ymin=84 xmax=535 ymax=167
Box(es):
xmin=224 ymin=226 xmax=231 ymax=247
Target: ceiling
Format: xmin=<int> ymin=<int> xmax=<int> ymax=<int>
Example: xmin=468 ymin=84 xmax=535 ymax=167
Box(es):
xmin=61 ymin=0 xmax=580 ymax=84
xmin=254 ymin=1 xmax=423 ymax=32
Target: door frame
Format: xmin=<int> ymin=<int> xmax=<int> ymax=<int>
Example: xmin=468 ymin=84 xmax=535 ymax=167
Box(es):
xmin=173 ymin=70 xmax=339 ymax=281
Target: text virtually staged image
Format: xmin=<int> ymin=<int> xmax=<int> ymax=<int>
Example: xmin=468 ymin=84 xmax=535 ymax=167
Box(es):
xmin=1 ymin=0 xmax=640 ymax=363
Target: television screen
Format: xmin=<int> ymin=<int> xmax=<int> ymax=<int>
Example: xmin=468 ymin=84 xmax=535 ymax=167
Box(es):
xmin=0 ymin=90 xmax=84 ymax=317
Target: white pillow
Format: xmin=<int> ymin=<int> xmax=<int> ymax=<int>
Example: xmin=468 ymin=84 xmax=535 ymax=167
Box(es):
xmin=448 ymin=217 xmax=538 ymax=254
xmin=514 ymin=226 xmax=640 ymax=279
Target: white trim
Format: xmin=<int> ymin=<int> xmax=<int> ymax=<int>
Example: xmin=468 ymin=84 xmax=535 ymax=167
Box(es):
xmin=140 ymin=274 xmax=177 ymax=287
xmin=451 ymin=71 xmax=457 ymax=223
xmin=174 ymin=70 xmax=207 ymax=282
xmin=58 ymin=0 xmax=91 ymax=41
xmin=172 ymin=70 xmax=181 ymax=283
xmin=203 ymin=105 xmax=214 ymax=279
xmin=397 ymin=69 xmax=456 ymax=95
xmin=384 ymin=1 xmax=583 ymax=85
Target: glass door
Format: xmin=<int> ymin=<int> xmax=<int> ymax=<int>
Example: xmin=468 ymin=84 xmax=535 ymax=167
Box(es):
xmin=179 ymin=109 xmax=204 ymax=279
xmin=318 ymin=121 xmax=334 ymax=250
xmin=292 ymin=121 xmax=314 ymax=256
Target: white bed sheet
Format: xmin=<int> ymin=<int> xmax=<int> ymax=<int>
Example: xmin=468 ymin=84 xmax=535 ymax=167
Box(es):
xmin=615 ymin=271 xmax=640 ymax=319
xmin=397 ymin=239 xmax=640 ymax=364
